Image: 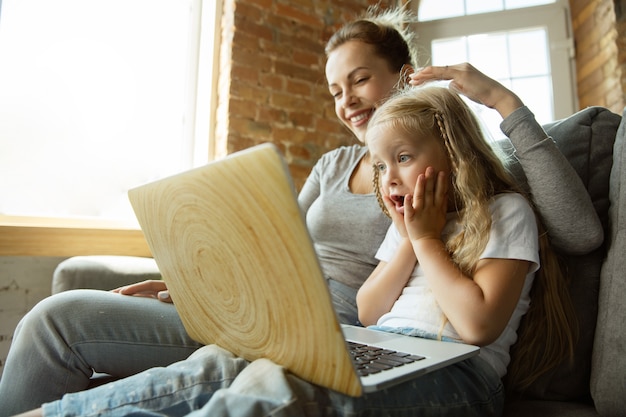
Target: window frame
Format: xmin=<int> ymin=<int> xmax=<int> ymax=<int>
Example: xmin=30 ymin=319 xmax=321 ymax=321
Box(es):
xmin=411 ymin=0 xmax=577 ymax=120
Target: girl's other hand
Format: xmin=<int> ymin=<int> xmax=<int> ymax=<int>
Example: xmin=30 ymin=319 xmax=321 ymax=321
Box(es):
xmin=111 ymin=280 xmax=173 ymax=303
xmin=409 ymin=63 xmax=524 ymax=119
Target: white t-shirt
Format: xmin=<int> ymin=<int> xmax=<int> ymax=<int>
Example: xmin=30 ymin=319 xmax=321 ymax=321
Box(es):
xmin=375 ymin=193 xmax=540 ymax=377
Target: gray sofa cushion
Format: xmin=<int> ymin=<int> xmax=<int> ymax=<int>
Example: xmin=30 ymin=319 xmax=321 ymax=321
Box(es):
xmin=52 ymin=255 xmax=161 ymax=293
xmin=590 ymin=107 xmax=626 ymax=415
xmin=510 ymin=107 xmax=621 ymax=402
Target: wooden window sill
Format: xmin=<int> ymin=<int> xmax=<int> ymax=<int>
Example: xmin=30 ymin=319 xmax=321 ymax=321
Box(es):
xmin=0 ymin=215 xmax=152 ymax=257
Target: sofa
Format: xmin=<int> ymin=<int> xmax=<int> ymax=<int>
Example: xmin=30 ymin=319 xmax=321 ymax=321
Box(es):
xmin=51 ymin=106 xmax=626 ymax=416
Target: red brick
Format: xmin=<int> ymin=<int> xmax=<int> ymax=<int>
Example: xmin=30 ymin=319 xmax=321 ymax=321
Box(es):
xmin=287 ymin=111 xmax=315 ymax=128
xmin=229 ymin=116 xmax=272 ymax=139
xmin=229 ymin=97 xmax=259 ymax=119
xmin=234 ymin=2 xmax=265 ymax=22
xmin=286 ymin=79 xmax=312 ymax=96
xmin=275 ymin=3 xmax=324 ymax=27
xmin=235 ymin=17 xmax=274 ymax=42
xmin=230 ymin=83 xmax=270 ymax=103
xmin=257 ymin=106 xmax=288 ymax=124
xmin=292 ymin=49 xmax=319 ymax=67
xmin=240 ymin=0 xmax=272 ymax=9
xmin=229 ymin=64 xmax=261 ymax=85
xmin=259 ymin=73 xmax=286 ymax=91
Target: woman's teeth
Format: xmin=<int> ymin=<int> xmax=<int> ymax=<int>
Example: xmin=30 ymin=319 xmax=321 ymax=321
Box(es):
xmin=351 ymin=112 xmax=369 ymax=123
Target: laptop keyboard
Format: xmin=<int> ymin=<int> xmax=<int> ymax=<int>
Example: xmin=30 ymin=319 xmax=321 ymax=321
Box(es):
xmin=347 ymin=341 xmax=426 ymax=377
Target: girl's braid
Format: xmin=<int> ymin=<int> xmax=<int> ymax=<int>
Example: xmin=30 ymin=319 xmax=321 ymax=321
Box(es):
xmin=434 ymin=112 xmax=458 ymax=173
xmin=372 ymin=164 xmax=390 ymax=218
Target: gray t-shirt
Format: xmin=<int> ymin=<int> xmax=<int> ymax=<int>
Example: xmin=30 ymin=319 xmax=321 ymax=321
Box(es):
xmin=298 ymin=145 xmax=391 ymax=290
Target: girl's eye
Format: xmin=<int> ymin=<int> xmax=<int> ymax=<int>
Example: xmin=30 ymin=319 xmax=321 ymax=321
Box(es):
xmin=399 ymin=155 xmax=410 ymax=163
xmin=375 ymin=163 xmax=386 ymax=172
xmin=355 ymin=76 xmax=369 ymax=85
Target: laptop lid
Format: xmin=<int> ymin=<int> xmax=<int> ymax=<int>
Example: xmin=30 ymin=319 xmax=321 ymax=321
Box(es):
xmin=129 ymin=143 xmax=363 ymax=396
xmin=128 ymin=143 xmax=479 ymax=397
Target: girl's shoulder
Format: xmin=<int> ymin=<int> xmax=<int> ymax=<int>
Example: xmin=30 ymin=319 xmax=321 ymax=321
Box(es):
xmin=490 ymin=192 xmax=536 ymax=222
xmin=492 ymin=192 xmax=529 ymax=205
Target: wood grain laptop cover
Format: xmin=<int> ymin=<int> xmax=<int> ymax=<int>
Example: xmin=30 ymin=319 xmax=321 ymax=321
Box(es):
xmin=128 ymin=143 xmax=363 ymax=396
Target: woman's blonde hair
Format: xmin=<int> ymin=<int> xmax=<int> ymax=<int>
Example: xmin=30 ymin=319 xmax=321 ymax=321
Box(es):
xmin=367 ymin=86 xmax=578 ymax=392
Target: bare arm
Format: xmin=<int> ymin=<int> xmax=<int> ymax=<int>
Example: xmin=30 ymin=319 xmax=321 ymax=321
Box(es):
xmin=356 ymin=239 xmax=416 ymax=326
xmin=410 ymin=237 xmax=528 ymax=345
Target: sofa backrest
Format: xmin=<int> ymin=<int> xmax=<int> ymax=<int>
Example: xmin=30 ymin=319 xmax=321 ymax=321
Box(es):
xmin=590 ymin=106 xmax=626 ymax=415
xmin=503 ymin=106 xmax=622 ymax=402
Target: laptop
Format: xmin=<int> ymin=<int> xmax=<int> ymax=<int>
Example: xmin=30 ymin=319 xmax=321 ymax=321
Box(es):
xmin=128 ymin=143 xmax=479 ymax=397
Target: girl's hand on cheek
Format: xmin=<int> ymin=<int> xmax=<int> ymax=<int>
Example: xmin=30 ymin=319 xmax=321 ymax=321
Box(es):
xmin=403 ymin=168 xmax=448 ymax=242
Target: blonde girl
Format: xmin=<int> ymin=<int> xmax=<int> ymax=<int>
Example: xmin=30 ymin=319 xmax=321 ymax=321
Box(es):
xmin=358 ymin=86 xmax=577 ymax=397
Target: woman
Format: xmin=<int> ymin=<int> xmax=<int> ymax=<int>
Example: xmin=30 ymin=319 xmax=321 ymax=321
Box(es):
xmin=0 ymin=6 xmax=600 ymax=416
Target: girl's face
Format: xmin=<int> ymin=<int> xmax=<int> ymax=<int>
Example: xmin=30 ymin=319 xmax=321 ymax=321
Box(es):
xmin=325 ymin=41 xmax=401 ymax=143
xmin=368 ymin=125 xmax=450 ymax=215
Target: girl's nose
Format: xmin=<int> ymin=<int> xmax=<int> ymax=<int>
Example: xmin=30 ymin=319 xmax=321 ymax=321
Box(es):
xmin=383 ymin=168 xmax=400 ymax=187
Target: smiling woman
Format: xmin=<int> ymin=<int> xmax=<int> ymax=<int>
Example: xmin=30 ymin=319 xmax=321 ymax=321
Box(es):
xmin=0 ymin=0 xmax=216 ymax=223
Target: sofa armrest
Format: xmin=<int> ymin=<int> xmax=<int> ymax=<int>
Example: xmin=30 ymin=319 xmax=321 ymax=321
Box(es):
xmin=590 ymin=107 xmax=626 ymax=415
xmin=52 ymin=255 xmax=161 ymax=294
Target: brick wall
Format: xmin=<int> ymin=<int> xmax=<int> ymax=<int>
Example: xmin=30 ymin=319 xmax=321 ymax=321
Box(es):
xmin=215 ymin=0 xmax=396 ymax=189
xmin=571 ymin=0 xmax=626 ymax=113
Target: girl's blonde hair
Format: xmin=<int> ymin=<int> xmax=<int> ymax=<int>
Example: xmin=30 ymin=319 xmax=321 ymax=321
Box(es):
xmin=368 ymin=86 xmax=578 ymax=392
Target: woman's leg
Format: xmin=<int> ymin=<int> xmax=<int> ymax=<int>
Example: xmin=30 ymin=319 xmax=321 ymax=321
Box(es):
xmin=349 ymin=356 xmax=504 ymax=417
xmin=0 ymin=289 xmax=201 ymax=417
xmin=39 ymin=349 xmax=503 ymax=417
xmin=193 ymin=355 xmax=504 ymax=417
xmin=40 ymin=345 xmax=249 ymax=417
xmin=327 ymin=278 xmax=360 ymax=326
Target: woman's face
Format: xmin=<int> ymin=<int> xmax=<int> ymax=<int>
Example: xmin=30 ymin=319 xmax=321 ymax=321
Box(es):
xmin=325 ymin=40 xmax=401 ymax=143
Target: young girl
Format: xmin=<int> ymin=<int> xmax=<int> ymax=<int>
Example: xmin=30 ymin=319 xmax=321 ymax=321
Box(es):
xmin=359 ymin=85 xmax=577 ymax=396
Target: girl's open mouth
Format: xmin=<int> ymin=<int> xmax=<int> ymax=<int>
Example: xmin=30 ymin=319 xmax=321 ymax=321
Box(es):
xmin=390 ymin=194 xmax=405 ymax=214
xmin=390 ymin=194 xmax=405 ymax=207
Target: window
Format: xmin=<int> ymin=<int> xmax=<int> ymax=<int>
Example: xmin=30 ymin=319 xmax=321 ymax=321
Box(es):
xmin=0 ymin=0 xmax=219 ymax=223
xmin=413 ymin=0 xmax=575 ymax=140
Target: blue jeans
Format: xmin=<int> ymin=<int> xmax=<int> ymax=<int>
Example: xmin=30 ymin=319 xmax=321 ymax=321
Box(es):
xmin=0 ymin=290 xmax=202 ymax=417
xmin=0 ymin=281 xmax=360 ymax=416
xmin=41 ymin=344 xmax=504 ymax=417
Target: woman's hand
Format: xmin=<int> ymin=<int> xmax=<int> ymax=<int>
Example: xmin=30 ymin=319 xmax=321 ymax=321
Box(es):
xmin=409 ymin=63 xmax=524 ymax=119
xmin=111 ymin=280 xmax=173 ymax=303
xmin=403 ymin=167 xmax=448 ymax=243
